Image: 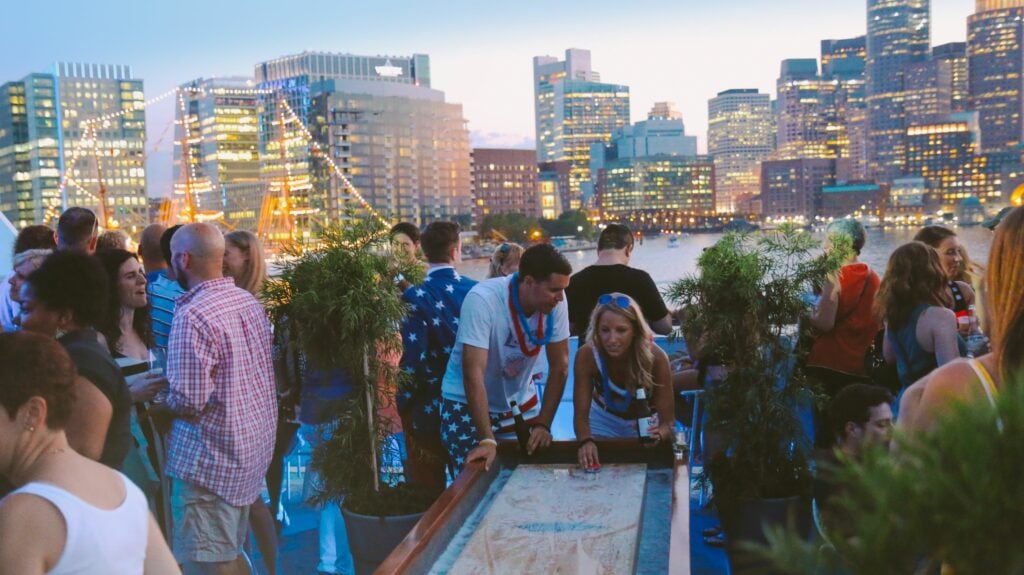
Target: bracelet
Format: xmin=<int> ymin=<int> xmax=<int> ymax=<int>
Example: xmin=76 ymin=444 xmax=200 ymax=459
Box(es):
xmin=479 ymin=438 xmax=498 ymax=448
xmin=531 ymin=422 xmax=551 ymax=434
xmin=577 ymin=437 xmax=596 ymax=450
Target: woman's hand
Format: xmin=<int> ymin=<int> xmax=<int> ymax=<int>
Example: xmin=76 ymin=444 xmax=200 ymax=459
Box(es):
xmin=648 ymin=421 xmax=674 ymax=445
xmin=126 ymin=372 xmax=167 ymax=403
xmin=578 ymin=439 xmax=600 ymax=469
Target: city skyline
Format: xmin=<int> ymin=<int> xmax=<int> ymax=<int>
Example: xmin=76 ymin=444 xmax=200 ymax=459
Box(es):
xmin=1 ymin=0 xmax=973 ymax=196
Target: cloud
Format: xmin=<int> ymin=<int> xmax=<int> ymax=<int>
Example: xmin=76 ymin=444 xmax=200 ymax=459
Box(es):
xmin=470 ymin=131 xmax=536 ymax=150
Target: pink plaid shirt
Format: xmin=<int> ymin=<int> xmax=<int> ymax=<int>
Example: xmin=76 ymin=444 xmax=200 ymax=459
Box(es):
xmin=166 ymin=277 xmax=277 ymax=506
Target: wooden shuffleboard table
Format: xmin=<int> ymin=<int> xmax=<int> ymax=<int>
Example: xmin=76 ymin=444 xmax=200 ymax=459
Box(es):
xmin=377 ymin=440 xmax=690 ymax=574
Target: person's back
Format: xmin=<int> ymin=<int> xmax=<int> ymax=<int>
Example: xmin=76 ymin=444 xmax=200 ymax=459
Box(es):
xmin=4 ymin=459 xmax=149 ymax=574
xmin=888 ymin=304 xmax=965 ymax=388
xmin=166 ymin=277 xmax=276 ymax=502
xmin=566 ymin=224 xmax=670 ymax=336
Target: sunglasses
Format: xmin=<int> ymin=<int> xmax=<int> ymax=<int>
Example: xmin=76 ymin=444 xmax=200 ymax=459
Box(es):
xmin=598 ymin=294 xmax=632 ymax=309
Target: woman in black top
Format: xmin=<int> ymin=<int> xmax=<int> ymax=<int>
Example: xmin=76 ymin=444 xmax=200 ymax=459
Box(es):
xmin=16 ymin=251 xmax=132 ymax=470
xmin=914 ymin=226 xmax=976 ymax=321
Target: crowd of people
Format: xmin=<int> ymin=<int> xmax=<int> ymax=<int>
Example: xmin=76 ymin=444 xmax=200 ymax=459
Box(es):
xmin=0 ymin=203 xmax=1020 ymax=573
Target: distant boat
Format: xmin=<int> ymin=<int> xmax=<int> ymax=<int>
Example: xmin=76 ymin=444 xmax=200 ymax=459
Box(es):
xmin=668 ymin=235 xmax=680 ymax=248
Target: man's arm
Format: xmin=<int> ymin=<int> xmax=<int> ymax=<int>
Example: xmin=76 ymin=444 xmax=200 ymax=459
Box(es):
xmin=539 ymin=338 xmax=569 ymax=427
xmin=636 ymin=271 xmax=672 ymax=335
xmin=462 ymin=344 xmax=497 ymax=469
xmin=165 ymin=311 xmax=217 ymax=419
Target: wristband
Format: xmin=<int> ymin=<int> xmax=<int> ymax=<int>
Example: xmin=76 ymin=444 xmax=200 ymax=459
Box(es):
xmin=479 ymin=438 xmax=498 ymax=448
xmin=577 ymin=437 xmax=596 ymax=450
xmin=531 ymin=422 xmax=551 ymax=434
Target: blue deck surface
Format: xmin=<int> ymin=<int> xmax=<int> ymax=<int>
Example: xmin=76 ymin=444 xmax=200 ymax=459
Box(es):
xmin=266 ymin=335 xmax=732 ymax=574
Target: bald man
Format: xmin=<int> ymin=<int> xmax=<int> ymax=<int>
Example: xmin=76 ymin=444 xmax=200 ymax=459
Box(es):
xmin=138 ymin=223 xmax=167 ymax=284
xmin=163 ymin=223 xmax=277 ymax=574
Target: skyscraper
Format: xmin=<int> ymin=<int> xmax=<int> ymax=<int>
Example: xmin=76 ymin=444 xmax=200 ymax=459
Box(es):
xmin=968 ymin=0 xmax=1024 ymax=151
xmin=174 ymin=77 xmax=263 ymax=230
xmin=902 ymin=58 xmax=953 ymax=126
xmin=707 ymin=89 xmax=774 ymax=214
xmin=865 ymin=0 xmax=930 ymax=182
xmin=775 ymin=59 xmax=836 ymax=160
xmin=254 ymin=52 xmax=470 ymax=230
xmin=933 ymin=42 xmax=969 ymax=112
xmin=822 ymin=36 xmax=869 ymax=181
xmin=532 ymin=49 xmax=630 ymax=210
xmin=0 ymin=75 xmax=60 ymax=228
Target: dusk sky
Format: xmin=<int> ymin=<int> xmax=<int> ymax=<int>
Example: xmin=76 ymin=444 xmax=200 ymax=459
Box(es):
xmin=1 ymin=0 xmax=974 ymax=195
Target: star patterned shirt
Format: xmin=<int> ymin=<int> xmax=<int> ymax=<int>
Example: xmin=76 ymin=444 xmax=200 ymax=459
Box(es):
xmin=398 ymin=266 xmax=477 ymax=433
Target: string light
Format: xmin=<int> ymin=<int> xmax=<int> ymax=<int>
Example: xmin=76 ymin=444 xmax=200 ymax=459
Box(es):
xmin=279 ymin=98 xmax=388 ymax=225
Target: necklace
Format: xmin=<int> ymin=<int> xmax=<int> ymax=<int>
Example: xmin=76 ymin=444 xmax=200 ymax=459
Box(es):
xmin=508 ymin=273 xmax=554 ymax=356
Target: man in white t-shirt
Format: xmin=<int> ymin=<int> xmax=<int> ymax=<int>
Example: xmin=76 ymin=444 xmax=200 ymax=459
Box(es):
xmin=440 ymin=244 xmax=572 ymax=470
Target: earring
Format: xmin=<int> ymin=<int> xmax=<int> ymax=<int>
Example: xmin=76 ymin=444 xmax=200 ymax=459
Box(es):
xmin=27 ymin=426 xmax=35 ymax=433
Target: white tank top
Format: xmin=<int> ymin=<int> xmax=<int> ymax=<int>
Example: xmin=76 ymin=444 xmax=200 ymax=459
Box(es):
xmin=9 ymin=472 xmax=149 ymax=574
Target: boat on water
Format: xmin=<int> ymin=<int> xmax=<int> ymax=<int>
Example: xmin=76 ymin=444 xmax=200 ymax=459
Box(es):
xmin=668 ymin=235 xmax=680 ymax=248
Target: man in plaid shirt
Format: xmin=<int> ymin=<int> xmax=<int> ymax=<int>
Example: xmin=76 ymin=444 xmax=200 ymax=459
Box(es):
xmin=163 ymin=223 xmax=276 ymax=573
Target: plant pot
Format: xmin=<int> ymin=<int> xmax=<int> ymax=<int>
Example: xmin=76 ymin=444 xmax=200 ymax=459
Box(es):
xmin=341 ymin=505 xmax=425 ymax=575
xmin=721 ymin=496 xmax=812 ymax=575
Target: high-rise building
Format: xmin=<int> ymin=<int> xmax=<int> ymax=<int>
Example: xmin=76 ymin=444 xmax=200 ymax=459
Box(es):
xmin=471 ymin=148 xmax=540 ymax=222
xmin=968 ymin=1 xmax=1024 ymax=152
xmin=707 ymin=89 xmax=775 ymax=214
xmin=933 ymin=42 xmax=969 ymax=112
xmin=606 ymin=102 xmax=697 ymax=159
xmin=866 ymin=0 xmax=931 ymax=182
xmin=532 ymin=49 xmax=630 ymax=209
xmin=0 ymin=75 xmax=61 ymax=228
xmin=903 ymin=59 xmax=953 ymax=127
xmin=0 ymin=65 xmax=148 ymax=230
xmin=822 ymin=36 xmax=869 ymax=181
xmin=760 ymin=158 xmax=836 ymax=223
xmin=774 ymin=59 xmax=837 ymax=160
xmin=596 ymin=155 xmax=715 ymax=221
xmin=904 ymin=120 xmax=1014 ymax=208
xmin=174 ymin=77 xmax=263 ymax=229
xmin=254 ymin=52 xmax=471 ymax=230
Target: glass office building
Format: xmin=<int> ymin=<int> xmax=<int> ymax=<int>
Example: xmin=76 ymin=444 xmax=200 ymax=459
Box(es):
xmin=968 ymin=1 xmax=1024 ymax=151
xmin=0 ymin=75 xmax=61 ymax=228
xmin=707 ymin=89 xmax=775 ymax=214
xmin=866 ymin=0 xmax=931 ymax=183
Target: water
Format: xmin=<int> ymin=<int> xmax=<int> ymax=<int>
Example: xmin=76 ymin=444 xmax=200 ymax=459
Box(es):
xmin=458 ymin=226 xmax=996 ymax=286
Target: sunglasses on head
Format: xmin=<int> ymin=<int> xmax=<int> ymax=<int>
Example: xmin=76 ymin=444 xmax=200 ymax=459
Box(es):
xmin=598 ymin=294 xmax=631 ymax=309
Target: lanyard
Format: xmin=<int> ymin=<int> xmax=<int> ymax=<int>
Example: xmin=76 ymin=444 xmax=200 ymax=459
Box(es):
xmin=508 ymin=273 xmax=553 ymax=356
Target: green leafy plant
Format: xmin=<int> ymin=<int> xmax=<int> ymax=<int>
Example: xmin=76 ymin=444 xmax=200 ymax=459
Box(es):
xmin=759 ymin=373 xmax=1024 ymax=575
xmin=664 ymin=225 xmax=849 ymax=515
xmin=263 ymin=217 xmax=432 ymax=516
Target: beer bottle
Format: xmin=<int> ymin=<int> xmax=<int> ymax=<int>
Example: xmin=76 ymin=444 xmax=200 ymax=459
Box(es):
xmin=636 ymin=388 xmax=657 ymax=445
xmin=510 ymin=401 xmax=531 ymax=456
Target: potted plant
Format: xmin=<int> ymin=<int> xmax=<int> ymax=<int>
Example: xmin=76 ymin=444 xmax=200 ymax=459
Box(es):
xmin=665 ymin=225 xmax=848 ymax=573
xmin=264 ymin=218 xmax=433 ymax=575
xmin=758 ymin=375 xmax=1024 ymax=575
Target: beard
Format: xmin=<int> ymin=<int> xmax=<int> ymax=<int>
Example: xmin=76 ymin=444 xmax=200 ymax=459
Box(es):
xmin=173 ymin=261 xmax=189 ymax=291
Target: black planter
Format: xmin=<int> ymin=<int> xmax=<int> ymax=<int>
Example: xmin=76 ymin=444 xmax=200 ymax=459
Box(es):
xmin=341 ymin=505 xmax=425 ymax=575
xmin=722 ymin=496 xmax=812 ymax=575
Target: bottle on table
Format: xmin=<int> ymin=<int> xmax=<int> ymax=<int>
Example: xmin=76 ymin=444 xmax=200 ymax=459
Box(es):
xmin=965 ymin=305 xmax=990 ymax=358
xmin=635 ymin=388 xmax=657 ymax=445
xmin=510 ymin=401 xmax=531 ymax=456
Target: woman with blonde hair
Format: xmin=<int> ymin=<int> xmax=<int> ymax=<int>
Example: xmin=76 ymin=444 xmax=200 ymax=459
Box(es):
xmin=900 ymin=206 xmax=1024 ymax=434
xmin=223 ymin=230 xmax=268 ymax=296
xmin=487 ymin=243 xmax=524 ymax=279
xmin=221 ymin=230 xmax=278 ymax=574
xmin=573 ymin=293 xmax=673 ymax=468
xmin=876 ymin=242 xmax=966 ymax=397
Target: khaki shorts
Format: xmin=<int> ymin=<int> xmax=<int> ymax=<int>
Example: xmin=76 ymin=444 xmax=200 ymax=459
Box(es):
xmin=170 ymin=478 xmax=250 ymax=563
